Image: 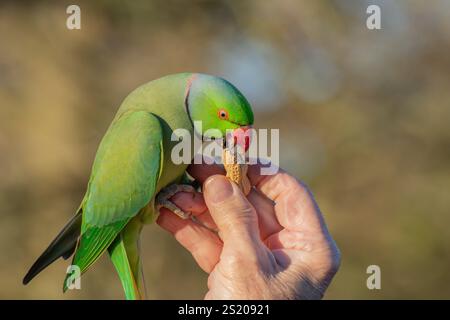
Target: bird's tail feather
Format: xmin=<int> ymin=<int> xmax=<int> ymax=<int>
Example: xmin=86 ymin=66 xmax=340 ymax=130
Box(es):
xmin=23 ymin=210 xmax=82 ymax=285
xmin=108 ymin=219 xmax=145 ymax=300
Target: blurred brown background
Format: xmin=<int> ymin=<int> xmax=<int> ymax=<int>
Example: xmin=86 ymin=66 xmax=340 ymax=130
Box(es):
xmin=1 ymin=0 xmax=449 ymax=299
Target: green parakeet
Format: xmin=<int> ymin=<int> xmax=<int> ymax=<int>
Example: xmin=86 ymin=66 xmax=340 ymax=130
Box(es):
xmin=23 ymin=73 xmax=254 ymax=299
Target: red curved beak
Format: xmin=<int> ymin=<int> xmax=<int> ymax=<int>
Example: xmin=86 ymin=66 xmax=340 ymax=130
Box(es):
xmin=231 ymin=125 xmax=252 ymax=152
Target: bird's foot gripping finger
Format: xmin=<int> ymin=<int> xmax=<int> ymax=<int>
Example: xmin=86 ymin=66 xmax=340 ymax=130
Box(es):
xmin=158 ymin=184 xmax=196 ymax=200
xmin=156 ymin=184 xmax=196 ymax=220
xmin=156 ymin=184 xmax=217 ymax=233
xmin=156 ymin=198 xmax=192 ymax=219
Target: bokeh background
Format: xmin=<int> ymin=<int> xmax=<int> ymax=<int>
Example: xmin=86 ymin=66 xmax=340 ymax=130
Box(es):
xmin=1 ymin=0 xmax=449 ymax=299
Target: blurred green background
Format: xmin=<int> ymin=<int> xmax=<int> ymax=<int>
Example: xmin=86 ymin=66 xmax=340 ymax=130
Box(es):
xmin=1 ymin=0 xmax=450 ymax=299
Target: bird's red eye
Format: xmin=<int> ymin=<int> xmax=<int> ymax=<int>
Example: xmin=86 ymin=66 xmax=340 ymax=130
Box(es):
xmin=218 ymin=109 xmax=229 ymax=120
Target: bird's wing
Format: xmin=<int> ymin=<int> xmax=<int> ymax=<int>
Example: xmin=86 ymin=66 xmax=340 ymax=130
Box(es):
xmin=68 ymin=110 xmax=163 ymax=278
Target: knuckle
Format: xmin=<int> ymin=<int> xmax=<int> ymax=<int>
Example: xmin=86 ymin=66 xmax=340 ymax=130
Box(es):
xmin=329 ymin=242 xmax=341 ymax=274
xmin=317 ymin=241 xmax=341 ymax=278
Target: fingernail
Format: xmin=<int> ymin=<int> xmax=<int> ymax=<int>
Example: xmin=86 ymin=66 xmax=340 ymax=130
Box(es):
xmin=204 ymin=176 xmax=234 ymax=204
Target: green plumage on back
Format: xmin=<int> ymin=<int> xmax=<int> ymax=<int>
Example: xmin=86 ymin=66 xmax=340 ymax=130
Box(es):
xmin=62 ymin=110 xmax=163 ymax=295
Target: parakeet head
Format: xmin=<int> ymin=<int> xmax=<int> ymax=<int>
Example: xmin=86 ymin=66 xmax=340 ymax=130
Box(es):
xmin=185 ymin=74 xmax=254 ymax=150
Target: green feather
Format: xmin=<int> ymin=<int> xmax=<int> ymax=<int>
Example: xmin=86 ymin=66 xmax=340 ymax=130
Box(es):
xmin=108 ymin=218 xmax=144 ymax=300
xmin=84 ymin=110 xmax=164 ymax=226
xmin=63 ymin=111 xmax=163 ymax=291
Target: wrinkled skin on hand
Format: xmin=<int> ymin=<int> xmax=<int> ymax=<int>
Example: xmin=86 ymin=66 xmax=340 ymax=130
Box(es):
xmin=157 ymin=161 xmax=340 ymax=300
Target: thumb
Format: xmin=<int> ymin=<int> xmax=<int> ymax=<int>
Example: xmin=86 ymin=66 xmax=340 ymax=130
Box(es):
xmin=203 ymin=175 xmax=260 ymax=244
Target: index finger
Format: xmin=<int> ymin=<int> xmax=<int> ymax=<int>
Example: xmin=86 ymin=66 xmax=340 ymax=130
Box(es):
xmin=187 ymin=161 xmax=225 ymax=183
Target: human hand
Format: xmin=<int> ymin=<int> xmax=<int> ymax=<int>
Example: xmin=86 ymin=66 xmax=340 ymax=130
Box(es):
xmin=157 ymin=162 xmax=340 ymax=299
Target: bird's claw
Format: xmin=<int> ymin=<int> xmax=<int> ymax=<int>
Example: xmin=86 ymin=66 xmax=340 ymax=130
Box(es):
xmin=156 ymin=184 xmax=216 ymax=232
